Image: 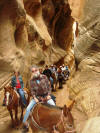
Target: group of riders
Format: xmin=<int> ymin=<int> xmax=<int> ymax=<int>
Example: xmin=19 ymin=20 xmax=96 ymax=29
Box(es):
xmin=3 ymin=64 xmax=70 ymax=133
xmin=41 ymin=64 xmax=70 ymax=90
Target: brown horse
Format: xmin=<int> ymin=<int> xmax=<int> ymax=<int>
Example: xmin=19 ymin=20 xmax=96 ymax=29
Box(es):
xmin=28 ymin=102 xmax=76 ymax=133
xmin=51 ymin=72 xmax=58 ymax=91
xmin=4 ymin=86 xmax=30 ymax=127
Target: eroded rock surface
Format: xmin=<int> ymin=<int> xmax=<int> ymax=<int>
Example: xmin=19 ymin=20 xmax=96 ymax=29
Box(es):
xmin=68 ymin=0 xmax=100 ymax=132
xmin=82 ymin=117 xmax=100 ymax=133
xmin=0 ymin=0 xmax=74 ymax=88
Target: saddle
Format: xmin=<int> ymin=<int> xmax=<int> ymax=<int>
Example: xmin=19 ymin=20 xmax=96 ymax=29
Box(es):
xmin=14 ymin=90 xmax=20 ymax=98
xmin=36 ymin=93 xmax=56 ymax=104
xmin=36 ymin=93 xmax=48 ymax=103
xmin=30 ymin=103 xmax=46 ymax=131
xmin=14 ymin=89 xmax=28 ymax=100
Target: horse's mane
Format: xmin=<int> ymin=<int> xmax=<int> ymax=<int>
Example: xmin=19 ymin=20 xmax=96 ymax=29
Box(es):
xmin=41 ymin=103 xmax=62 ymax=110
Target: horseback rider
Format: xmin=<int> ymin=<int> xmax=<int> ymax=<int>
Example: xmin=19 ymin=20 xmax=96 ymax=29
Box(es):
xmin=22 ymin=66 xmax=55 ymax=132
xmin=65 ymin=65 xmax=70 ymax=79
xmin=50 ymin=65 xmax=57 ymax=72
xmin=50 ymin=65 xmax=58 ymax=78
xmin=62 ymin=64 xmax=70 ymax=80
xmin=11 ymin=71 xmax=27 ymax=107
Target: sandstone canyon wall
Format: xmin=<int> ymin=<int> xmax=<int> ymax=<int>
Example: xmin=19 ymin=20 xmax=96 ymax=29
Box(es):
xmin=0 ymin=0 xmax=75 ymax=89
xmin=1 ymin=0 xmax=100 ymax=132
xmin=68 ymin=0 xmax=100 ymax=132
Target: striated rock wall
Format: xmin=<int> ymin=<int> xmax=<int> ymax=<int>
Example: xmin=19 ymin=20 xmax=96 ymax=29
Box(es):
xmin=68 ymin=0 xmax=100 ymax=132
xmin=82 ymin=117 xmax=100 ymax=133
xmin=0 ymin=0 xmax=75 ymax=88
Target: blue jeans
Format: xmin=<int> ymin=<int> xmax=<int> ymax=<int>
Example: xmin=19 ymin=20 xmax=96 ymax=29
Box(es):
xmin=23 ymin=98 xmax=55 ymax=123
xmin=50 ymin=77 xmax=53 ymax=86
xmin=18 ymin=89 xmax=27 ymax=106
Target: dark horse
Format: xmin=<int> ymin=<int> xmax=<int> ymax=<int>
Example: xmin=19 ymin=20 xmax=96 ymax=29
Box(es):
xmin=4 ymin=86 xmax=30 ymax=127
xmin=28 ymin=101 xmax=76 ymax=133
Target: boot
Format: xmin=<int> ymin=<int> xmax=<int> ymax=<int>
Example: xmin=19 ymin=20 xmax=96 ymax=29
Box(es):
xmin=22 ymin=125 xmax=29 ymax=133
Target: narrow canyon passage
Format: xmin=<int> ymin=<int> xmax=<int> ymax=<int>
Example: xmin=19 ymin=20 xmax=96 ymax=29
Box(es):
xmin=0 ymin=0 xmax=100 ymax=133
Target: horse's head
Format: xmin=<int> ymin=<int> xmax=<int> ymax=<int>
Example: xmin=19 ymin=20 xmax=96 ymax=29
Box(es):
xmin=4 ymin=86 xmax=13 ymax=106
xmin=62 ymin=105 xmax=76 ymax=133
xmin=54 ymin=101 xmax=76 ymax=133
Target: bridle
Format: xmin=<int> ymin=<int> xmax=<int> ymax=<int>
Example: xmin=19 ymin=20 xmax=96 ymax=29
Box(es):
xmin=5 ymin=91 xmax=14 ymax=105
xmin=5 ymin=89 xmax=19 ymax=106
xmin=30 ymin=104 xmax=76 ymax=133
xmin=53 ymin=110 xmax=76 ymax=133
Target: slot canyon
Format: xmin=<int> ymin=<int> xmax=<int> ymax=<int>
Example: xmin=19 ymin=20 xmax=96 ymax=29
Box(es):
xmin=0 ymin=0 xmax=100 ymax=133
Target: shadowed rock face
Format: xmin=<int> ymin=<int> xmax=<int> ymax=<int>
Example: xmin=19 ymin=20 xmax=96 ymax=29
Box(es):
xmin=68 ymin=0 xmax=100 ymax=132
xmin=0 ymin=0 xmax=30 ymax=86
xmin=0 ymin=0 xmax=74 ymax=88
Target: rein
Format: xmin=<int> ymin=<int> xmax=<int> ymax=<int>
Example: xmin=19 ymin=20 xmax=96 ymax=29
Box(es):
xmin=53 ymin=110 xmax=76 ymax=133
xmin=7 ymin=91 xmax=14 ymax=105
xmin=7 ymin=89 xmax=19 ymax=106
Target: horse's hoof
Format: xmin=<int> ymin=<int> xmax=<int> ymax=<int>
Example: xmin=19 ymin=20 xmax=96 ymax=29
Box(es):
xmin=20 ymin=117 xmax=23 ymax=121
xmin=21 ymin=126 xmax=29 ymax=133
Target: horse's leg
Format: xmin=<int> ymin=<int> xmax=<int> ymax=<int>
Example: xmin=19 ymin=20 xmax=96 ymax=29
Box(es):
xmin=9 ymin=110 xmax=15 ymax=127
xmin=54 ymin=83 xmax=56 ymax=91
xmin=55 ymin=83 xmax=57 ymax=91
xmin=54 ymin=74 xmax=58 ymax=91
xmin=52 ymin=79 xmax=56 ymax=92
xmin=15 ymin=107 xmax=19 ymax=126
xmin=58 ymin=80 xmax=61 ymax=89
xmin=54 ymin=79 xmax=57 ymax=91
xmin=20 ymin=106 xmax=24 ymax=121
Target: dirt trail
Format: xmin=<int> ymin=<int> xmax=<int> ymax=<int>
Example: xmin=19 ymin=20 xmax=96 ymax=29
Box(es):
xmin=0 ymin=82 xmax=70 ymax=133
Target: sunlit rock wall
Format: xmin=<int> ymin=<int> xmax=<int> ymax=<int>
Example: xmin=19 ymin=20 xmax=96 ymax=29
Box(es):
xmin=68 ymin=0 xmax=100 ymax=132
xmin=0 ymin=0 xmax=74 ymax=88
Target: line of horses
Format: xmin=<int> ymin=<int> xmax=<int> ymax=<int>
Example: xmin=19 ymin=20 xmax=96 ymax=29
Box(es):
xmin=4 ymin=86 xmax=76 ymax=133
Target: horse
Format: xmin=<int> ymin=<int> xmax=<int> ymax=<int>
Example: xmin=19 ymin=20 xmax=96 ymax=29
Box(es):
xmin=51 ymin=72 xmax=58 ymax=91
xmin=28 ymin=101 xmax=76 ymax=133
xmin=4 ymin=86 xmax=30 ymax=127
